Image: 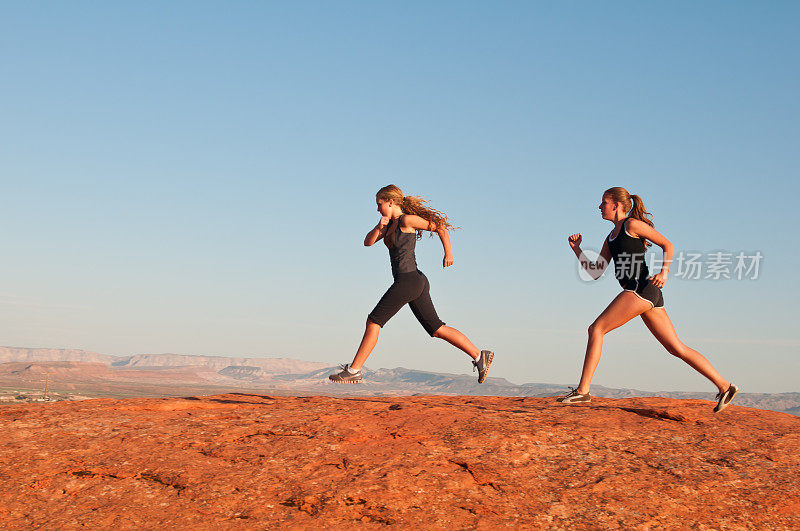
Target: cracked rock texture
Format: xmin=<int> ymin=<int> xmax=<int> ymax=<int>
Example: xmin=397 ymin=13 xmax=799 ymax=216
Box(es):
xmin=1 ymin=394 xmax=798 ymax=529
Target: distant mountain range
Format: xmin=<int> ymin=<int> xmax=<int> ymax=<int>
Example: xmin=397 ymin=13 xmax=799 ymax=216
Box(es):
xmin=0 ymin=346 xmax=327 ymax=374
xmin=1 ymin=346 xmax=798 ymax=415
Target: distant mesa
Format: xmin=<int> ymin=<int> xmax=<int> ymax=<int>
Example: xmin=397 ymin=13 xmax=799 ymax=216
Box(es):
xmin=218 ymin=365 xmax=263 ymax=380
xmin=0 ymin=346 xmax=327 ymax=374
xmin=109 ymin=353 xmax=328 ymax=374
xmin=0 ymin=347 xmax=113 ymax=365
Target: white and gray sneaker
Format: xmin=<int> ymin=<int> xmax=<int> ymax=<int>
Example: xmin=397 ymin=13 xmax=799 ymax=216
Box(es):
xmin=328 ymin=364 xmax=363 ymax=384
xmin=713 ymin=383 xmax=739 ymax=413
xmin=556 ymin=387 xmax=592 ymax=404
xmin=472 ymin=350 xmax=494 ymax=384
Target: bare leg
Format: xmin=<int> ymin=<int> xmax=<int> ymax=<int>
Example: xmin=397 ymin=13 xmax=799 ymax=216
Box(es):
xmin=640 ymin=307 xmax=729 ymax=393
xmin=577 ymin=292 xmax=653 ymax=394
xmin=432 ymin=325 xmax=480 ymax=360
xmin=350 ymin=319 xmax=381 ymax=371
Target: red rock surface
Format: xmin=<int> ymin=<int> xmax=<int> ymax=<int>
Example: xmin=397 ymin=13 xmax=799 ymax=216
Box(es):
xmin=1 ymin=394 xmax=798 ymax=529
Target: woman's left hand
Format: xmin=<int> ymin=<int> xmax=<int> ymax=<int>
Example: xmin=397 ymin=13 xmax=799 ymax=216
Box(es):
xmin=443 ymin=254 xmax=454 ymax=268
xmin=650 ymin=272 xmax=668 ymax=288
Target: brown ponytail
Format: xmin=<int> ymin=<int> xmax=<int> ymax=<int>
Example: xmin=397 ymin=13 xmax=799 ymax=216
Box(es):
xmin=376 ymin=184 xmax=457 ymax=238
xmin=604 ymin=187 xmax=654 ymax=246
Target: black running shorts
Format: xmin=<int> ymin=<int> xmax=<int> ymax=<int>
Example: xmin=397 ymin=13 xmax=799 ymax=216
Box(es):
xmin=621 ymin=277 xmax=665 ymax=309
xmin=368 ymin=271 xmax=445 ymax=336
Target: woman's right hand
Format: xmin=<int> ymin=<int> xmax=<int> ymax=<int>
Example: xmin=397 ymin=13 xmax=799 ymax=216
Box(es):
xmin=568 ymin=233 xmax=582 ymax=249
xmin=365 ymin=216 xmax=391 ymax=246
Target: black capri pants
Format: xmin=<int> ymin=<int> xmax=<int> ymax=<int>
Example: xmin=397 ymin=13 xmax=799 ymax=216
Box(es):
xmin=367 ymin=270 xmax=445 ymax=336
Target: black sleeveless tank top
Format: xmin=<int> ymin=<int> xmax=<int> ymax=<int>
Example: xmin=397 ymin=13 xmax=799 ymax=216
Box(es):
xmin=607 ymin=218 xmax=650 ymax=287
xmin=385 ymin=215 xmax=418 ymax=277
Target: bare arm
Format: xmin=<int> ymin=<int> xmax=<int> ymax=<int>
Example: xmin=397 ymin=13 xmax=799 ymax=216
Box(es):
xmin=402 ymin=215 xmax=455 ymax=268
xmin=568 ymin=233 xmax=611 ymax=280
xmin=364 ymin=216 xmax=390 ymax=246
xmin=437 ymin=227 xmax=454 ymax=267
xmin=626 ymin=219 xmax=672 ymax=287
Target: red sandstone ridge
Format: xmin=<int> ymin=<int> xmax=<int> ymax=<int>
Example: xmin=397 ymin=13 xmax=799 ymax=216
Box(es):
xmin=1 ymin=395 xmax=798 ymax=528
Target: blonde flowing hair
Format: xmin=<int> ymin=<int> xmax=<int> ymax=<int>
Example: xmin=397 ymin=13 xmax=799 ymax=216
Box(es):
xmin=604 ymin=186 xmax=654 ymax=247
xmin=376 ymin=184 xmax=456 ymax=239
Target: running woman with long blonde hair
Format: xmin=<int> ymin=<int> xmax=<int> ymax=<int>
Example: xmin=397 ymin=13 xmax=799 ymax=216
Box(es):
xmin=560 ymin=187 xmax=738 ymax=412
xmin=329 ymin=185 xmax=493 ymax=384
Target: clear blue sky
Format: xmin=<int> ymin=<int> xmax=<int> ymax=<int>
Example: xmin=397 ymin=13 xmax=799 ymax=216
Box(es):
xmin=1 ymin=2 xmax=798 ymax=392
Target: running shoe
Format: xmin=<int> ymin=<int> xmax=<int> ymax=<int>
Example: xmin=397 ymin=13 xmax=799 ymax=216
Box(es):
xmin=713 ymin=383 xmax=739 ymax=413
xmin=472 ymin=350 xmax=494 ymax=384
xmin=328 ymin=364 xmax=363 ymax=384
xmin=556 ymin=387 xmax=591 ymax=404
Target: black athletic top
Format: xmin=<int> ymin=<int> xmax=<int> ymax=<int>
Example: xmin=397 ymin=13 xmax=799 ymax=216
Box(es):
xmin=385 ymin=215 xmax=418 ymax=277
xmin=607 ymin=218 xmax=650 ymax=288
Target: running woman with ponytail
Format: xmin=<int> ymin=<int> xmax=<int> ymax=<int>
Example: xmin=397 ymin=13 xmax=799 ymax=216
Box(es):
xmin=559 ymin=187 xmax=738 ymax=413
xmin=329 ymin=185 xmax=494 ymax=384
